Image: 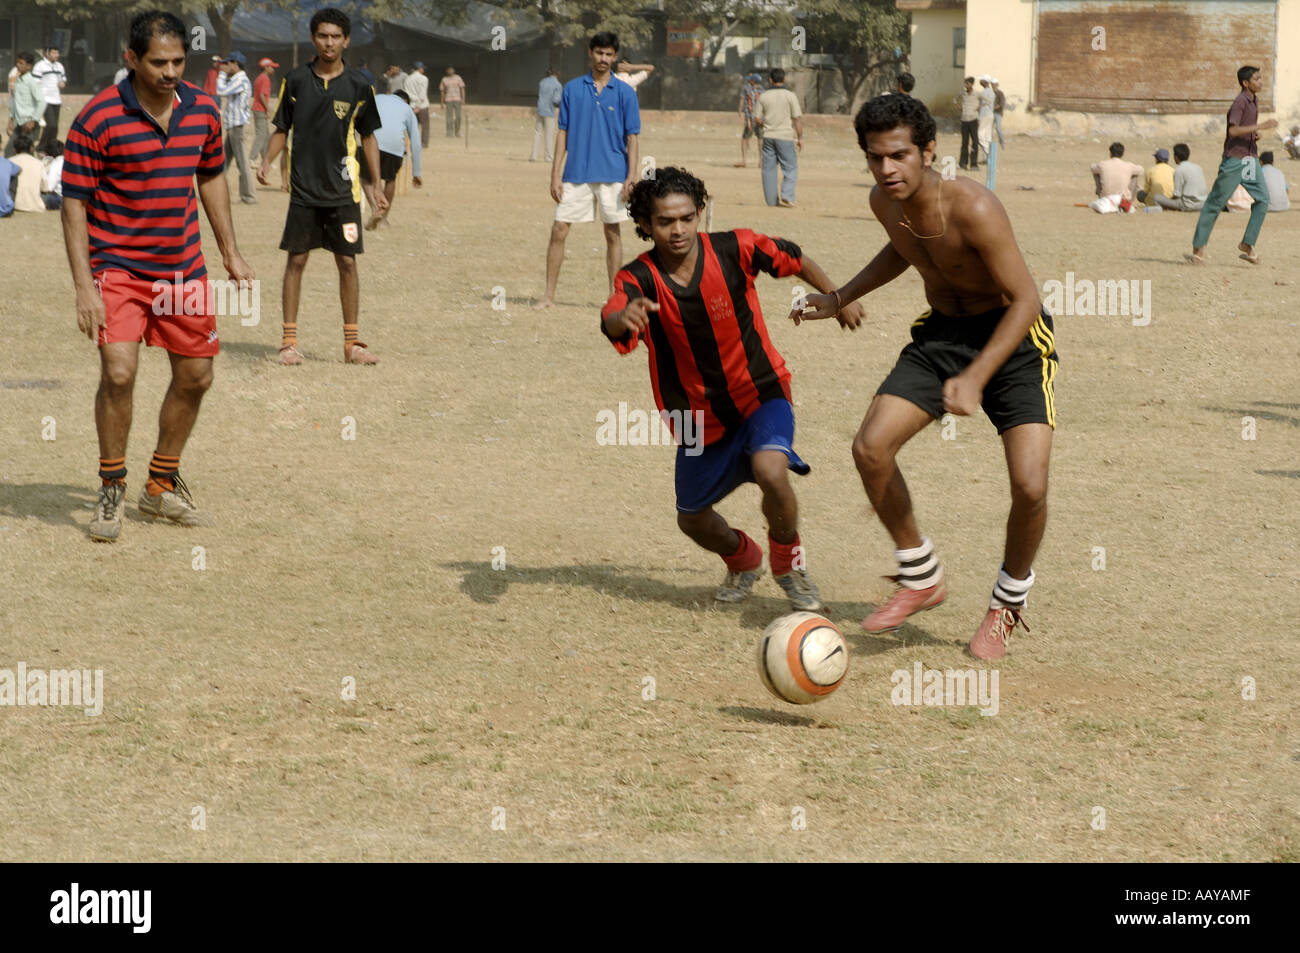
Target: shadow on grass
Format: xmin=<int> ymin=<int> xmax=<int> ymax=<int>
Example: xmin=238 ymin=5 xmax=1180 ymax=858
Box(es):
xmin=718 ymin=705 xmax=816 ymax=727
xmin=444 ymin=559 xmax=951 ymax=653
xmin=219 ymin=340 xmax=285 ymax=362
xmin=0 ymin=482 xmax=98 ymax=529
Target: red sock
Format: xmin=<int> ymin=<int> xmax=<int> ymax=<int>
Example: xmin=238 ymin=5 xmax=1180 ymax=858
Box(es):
xmin=721 ymin=530 xmax=763 ymax=573
xmin=769 ymin=533 xmax=802 ymax=576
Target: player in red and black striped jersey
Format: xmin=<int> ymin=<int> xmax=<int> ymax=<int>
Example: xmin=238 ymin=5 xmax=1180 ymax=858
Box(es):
xmin=62 ymin=11 xmax=255 ymax=542
xmin=601 ymin=167 xmax=863 ymax=611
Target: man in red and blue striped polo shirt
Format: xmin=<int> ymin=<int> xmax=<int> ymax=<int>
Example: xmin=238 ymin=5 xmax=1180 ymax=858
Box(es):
xmin=601 ymin=166 xmax=863 ymax=612
xmin=61 ymin=10 xmax=255 ymax=543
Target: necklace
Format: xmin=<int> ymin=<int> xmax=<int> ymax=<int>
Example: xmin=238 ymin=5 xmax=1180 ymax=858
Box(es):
xmin=898 ymin=175 xmax=946 ymax=239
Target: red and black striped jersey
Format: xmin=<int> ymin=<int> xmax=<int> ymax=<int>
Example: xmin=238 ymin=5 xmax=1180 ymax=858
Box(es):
xmin=63 ymin=76 xmax=224 ymax=283
xmin=601 ymin=229 xmax=802 ymax=447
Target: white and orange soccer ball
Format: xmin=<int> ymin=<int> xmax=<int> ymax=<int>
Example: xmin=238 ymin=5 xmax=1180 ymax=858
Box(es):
xmin=756 ymin=612 xmax=849 ymax=705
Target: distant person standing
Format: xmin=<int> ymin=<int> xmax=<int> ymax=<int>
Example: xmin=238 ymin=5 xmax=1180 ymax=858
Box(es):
xmin=753 ymin=68 xmax=802 ymax=207
xmin=203 ymin=54 xmax=221 ymax=96
xmin=405 ymin=62 xmax=430 ymax=148
xmin=896 ymin=72 xmax=914 ymax=95
xmin=216 ymin=51 xmax=256 ymax=204
xmin=530 ymin=67 xmax=562 ymax=162
xmin=1191 ymin=65 xmax=1275 ymax=264
xmin=1152 ymin=143 xmax=1207 ymax=211
xmin=249 ymin=57 xmax=277 ymax=167
xmin=440 ymin=66 xmax=465 ymax=137
xmin=32 ymin=46 xmax=66 ymax=154
xmin=957 ymin=76 xmax=979 ymax=169
xmin=976 ymin=74 xmax=995 ymax=163
xmin=1259 ymin=151 xmax=1290 ymax=211
xmin=258 ymin=5 xmax=386 ymax=366
xmin=533 ymin=30 xmax=640 ymax=310
xmin=5 ymin=52 xmax=44 ymax=158
xmin=992 ymin=78 xmax=1005 ymax=146
xmin=735 ymin=73 xmax=762 ymax=168
xmin=384 ymin=63 xmax=408 ymax=95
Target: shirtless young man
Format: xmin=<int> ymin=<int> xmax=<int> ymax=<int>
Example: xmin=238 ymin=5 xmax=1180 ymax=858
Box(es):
xmin=792 ymin=94 xmax=1059 ymax=660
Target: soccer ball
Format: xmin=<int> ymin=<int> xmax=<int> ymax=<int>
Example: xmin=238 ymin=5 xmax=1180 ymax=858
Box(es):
xmin=756 ymin=612 xmax=849 ymax=705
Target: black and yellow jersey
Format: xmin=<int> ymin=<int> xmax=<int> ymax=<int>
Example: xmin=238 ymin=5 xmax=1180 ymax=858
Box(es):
xmin=272 ymin=60 xmax=380 ymax=207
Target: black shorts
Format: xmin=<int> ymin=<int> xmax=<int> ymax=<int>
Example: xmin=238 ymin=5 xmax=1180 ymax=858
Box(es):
xmin=279 ymin=202 xmax=364 ymax=256
xmin=356 ymin=147 xmax=403 ymax=183
xmin=877 ymin=306 xmax=1059 ymax=432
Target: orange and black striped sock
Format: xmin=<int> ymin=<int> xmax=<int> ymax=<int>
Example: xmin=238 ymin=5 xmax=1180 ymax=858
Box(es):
xmin=281 ymin=322 xmax=298 ymax=348
xmin=98 ymin=456 xmax=127 ymax=485
xmin=146 ymin=452 xmax=180 ymax=496
xmin=343 ymin=324 xmax=359 ymax=349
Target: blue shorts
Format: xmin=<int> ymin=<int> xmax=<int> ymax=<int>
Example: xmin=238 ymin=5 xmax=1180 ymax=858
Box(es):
xmin=675 ymin=399 xmax=810 ymax=513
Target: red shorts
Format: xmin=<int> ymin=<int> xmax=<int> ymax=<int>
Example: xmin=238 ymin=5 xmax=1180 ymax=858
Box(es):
xmin=95 ymin=269 xmax=220 ymax=358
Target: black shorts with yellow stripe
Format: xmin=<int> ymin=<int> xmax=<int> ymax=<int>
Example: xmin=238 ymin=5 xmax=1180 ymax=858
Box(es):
xmin=876 ymin=305 xmax=1059 ymax=432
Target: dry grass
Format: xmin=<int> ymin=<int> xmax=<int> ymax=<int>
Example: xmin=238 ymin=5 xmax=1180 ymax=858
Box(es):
xmin=0 ymin=105 xmax=1296 ymax=861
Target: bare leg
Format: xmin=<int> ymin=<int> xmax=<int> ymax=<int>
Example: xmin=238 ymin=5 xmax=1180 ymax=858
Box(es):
xmin=282 ymin=251 xmax=309 ymax=329
xmin=677 ymin=507 xmax=740 ymax=555
xmin=751 ymin=449 xmax=797 ymax=544
xmin=155 ymin=353 xmax=214 ymax=455
xmin=851 ymin=394 xmax=937 ymax=549
xmin=1000 ymin=422 xmax=1052 ymax=578
xmin=533 ymin=220 xmax=570 ymax=309
xmin=95 ymin=342 xmax=140 ymax=459
xmin=335 ymin=254 xmax=359 ymax=326
xmin=603 ymin=221 xmax=622 ymax=297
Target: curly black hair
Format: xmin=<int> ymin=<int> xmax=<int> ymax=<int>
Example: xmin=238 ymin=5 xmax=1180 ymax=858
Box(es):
xmin=853 ymin=94 xmax=937 ymax=155
xmin=628 ymin=166 xmax=709 ymax=241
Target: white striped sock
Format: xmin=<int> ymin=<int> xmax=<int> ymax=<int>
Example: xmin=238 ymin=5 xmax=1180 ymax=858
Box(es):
xmin=990 ymin=564 xmax=1035 ymax=609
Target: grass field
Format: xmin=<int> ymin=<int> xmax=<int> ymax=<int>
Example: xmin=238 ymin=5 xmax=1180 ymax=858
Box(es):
xmin=1 ymin=104 xmax=1297 ymax=861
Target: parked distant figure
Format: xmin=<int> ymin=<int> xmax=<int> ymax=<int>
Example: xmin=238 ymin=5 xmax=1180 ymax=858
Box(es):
xmin=440 ymin=66 xmax=465 ymax=137
xmin=41 ymin=138 xmax=63 ymax=209
xmin=203 ymin=54 xmax=220 ymax=96
xmin=530 ymin=67 xmax=562 ymax=163
xmin=753 ymin=67 xmax=802 ymax=207
xmin=1259 ymin=151 xmax=1289 ymax=211
xmin=250 ymin=57 xmax=278 ymax=167
xmin=1091 ymin=142 xmax=1142 ymax=200
xmin=1282 ymin=124 xmax=1300 ymax=160
xmin=896 ymin=72 xmax=914 ymax=95
xmin=5 ymin=51 xmax=44 ymax=159
xmin=976 ymin=74 xmax=995 ymax=162
xmin=1152 ymin=143 xmax=1207 ymax=211
xmin=32 ymin=46 xmax=67 ymax=154
xmin=615 ymin=58 xmax=655 ymax=92
xmin=9 ymin=131 xmax=45 ymax=212
xmin=992 ymin=78 xmax=1005 ymax=146
xmin=385 ymin=63 xmax=408 ymax=95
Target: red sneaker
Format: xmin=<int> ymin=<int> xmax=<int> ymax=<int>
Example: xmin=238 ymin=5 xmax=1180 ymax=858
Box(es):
xmin=862 ymin=577 xmax=946 ymax=633
xmin=969 ymin=606 xmax=1029 ymax=660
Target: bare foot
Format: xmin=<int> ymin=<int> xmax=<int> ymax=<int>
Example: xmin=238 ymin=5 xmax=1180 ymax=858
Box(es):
xmin=532 ymin=297 xmax=554 ymax=310
xmin=1238 ymin=241 xmax=1259 ymax=264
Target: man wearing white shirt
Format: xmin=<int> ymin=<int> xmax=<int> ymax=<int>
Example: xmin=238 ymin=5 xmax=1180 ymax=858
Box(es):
xmin=359 ymin=90 xmax=423 ymax=230
xmin=404 ymin=62 xmax=430 ymax=148
xmin=32 ymin=46 xmax=66 ymax=154
xmin=615 ymin=59 xmax=655 ymax=93
xmin=217 ymin=51 xmax=256 ymax=204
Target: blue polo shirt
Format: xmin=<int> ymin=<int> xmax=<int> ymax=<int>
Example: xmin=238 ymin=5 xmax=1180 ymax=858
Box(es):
xmin=558 ymin=72 xmax=640 ymax=184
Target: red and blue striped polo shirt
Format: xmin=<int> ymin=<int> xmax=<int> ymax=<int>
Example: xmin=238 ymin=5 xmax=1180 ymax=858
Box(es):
xmin=63 ymin=76 xmax=225 ymax=283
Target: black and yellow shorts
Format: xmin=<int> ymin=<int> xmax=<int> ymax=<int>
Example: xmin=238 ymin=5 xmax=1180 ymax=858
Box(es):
xmin=876 ymin=305 xmax=1059 ymax=432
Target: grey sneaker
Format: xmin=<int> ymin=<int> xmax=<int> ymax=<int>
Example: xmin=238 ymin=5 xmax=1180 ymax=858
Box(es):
xmin=89 ymin=481 xmax=126 ymax=542
xmin=715 ymin=566 xmax=764 ymax=603
xmin=774 ymin=569 xmax=825 ymax=612
xmin=138 ymin=474 xmax=206 ymax=526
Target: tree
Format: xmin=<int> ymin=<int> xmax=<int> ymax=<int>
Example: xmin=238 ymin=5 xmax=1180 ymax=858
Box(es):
xmin=798 ymin=0 xmax=910 ymax=112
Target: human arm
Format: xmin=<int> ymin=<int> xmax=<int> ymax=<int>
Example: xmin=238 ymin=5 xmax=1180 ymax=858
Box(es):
xmin=361 ymin=134 xmax=387 ymax=211
xmin=258 ymin=129 xmax=287 ymax=183
xmin=405 ymin=107 xmax=422 ymax=181
xmin=623 ymin=132 xmax=639 ymax=202
xmin=196 ymin=171 xmax=254 ymax=285
xmin=789 ymin=254 xmax=862 ymax=330
xmin=793 ymin=115 xmax=804 ymax=151
xmin=549 ymin=127 xmax=567 ymax=202
xmin=60 ymin=197 xmax=105 ymax=341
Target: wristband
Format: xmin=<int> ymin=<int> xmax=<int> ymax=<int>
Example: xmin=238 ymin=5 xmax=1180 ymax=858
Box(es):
xmin=831 ymin=289 xmax=842 ymax=313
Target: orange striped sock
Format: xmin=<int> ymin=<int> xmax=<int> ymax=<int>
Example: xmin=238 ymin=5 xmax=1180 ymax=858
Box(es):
xmin=343 ymin=324 xmax=359 ymax=348
xmin=281 ymin=322 xmax=298 ymax=348
xmin=146 ymin=452 xmax=180 ymax=496
xmin=98 ymin=456 xmax=127 ymax=484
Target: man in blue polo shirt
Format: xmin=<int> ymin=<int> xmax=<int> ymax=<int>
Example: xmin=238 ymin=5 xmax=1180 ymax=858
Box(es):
xmin=533 ymin=31 xmax=640 ymax=310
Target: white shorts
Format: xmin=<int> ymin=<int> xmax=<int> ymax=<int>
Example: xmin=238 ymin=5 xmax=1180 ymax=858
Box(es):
xmin=555 ymin=181 xmax=628 ymax=224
